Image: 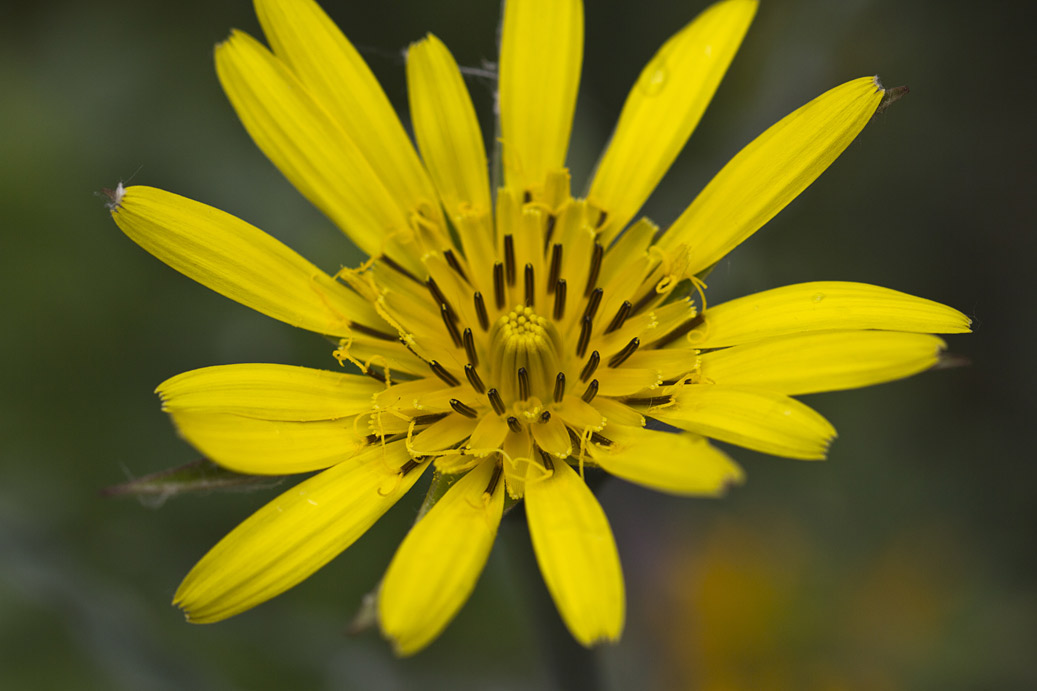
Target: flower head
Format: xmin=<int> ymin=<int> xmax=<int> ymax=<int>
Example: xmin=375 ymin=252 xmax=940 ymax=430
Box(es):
xmin=109 ymin=0 xmax=970 ymax=655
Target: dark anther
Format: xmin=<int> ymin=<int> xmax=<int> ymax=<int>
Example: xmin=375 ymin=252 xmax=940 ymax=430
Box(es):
xmin=623 ymin=394 xmax=673 ymax=407
xmin=604 ymin=301 xmax=632 ymax=334
xmin=363 ymin=434 xmax=382 ymax=445
xmin=351 ymin=323 xmax=398 ymax=341
xmin=608 ymin=337 xmax=640 ymax=368
xmin=380 ymin=255 xmax=420 ymax=284
xmin=411 ymin=412 xmax=449 ymax=426
xmin=364 ymin=366 xmax=387 ymax=383
xmin=553 ymin=279 xmax=567 ymax=320
xmin=441 ymin=304 xmax=462 ymax=347
xmin=449 ymin=399 xmax=478 ymax=418
xmin=443 ymin=249 xmax=468 ymax=281
xmin=582 ymin=287 xmax=603 ymax=323
xmin=485 ymin=461 xmax=503 ymax=496
xmin=524 ymin=264 xmax=535 ymax=307
xmin=547 ymin=243 xmax=562 ymax=293
xmin=463 ymin=328 xmax=478 ymax=366
xmin=507 ymin=416 xmax=523 ymax=433
xmin=651 ymin=314 xmax=704 ymax=349
xmin=504 ymin=234 xmax=516 ymax=286
xmin=539 ymin=410 xmax=551 ymax=422
xmin=584 ymin=243 xmax=603 ymax=297
xmin=630 ymin=287 xmax=660 ymax=316
xmin=465 ymin=363 xmax=486 ymax=393
xmin=473 ymin=291 xmax=490 ymax=331
xmin=426 ymin=277 xmax=449 ymax=309
xmin=517 ymin=367 xmax=530 ymax=401
xmin=580 ymin=350 xmax=600 ymax=382
xmin=553 ymin=372 xmax=566 ymax=403
xmin=488 ymin=388 xmax=506 ymax=415
xmin=589 ymin=431 xmax=613 ymax=447
xmin=544 ymin=214 xmax=557 ymax=248
xmin=581 ymin=379 xmax=599 ymax=403
xmin=595 ymin=210 xmax=609 ymax=229
xmin=576 ymin=316 xmax=592 ymax=358
xmin=493 ymin=262 xmax=506 ymax=309
xmin=429 ymin=360 xmax=460 ymax=387
xmin=523 ymin=190 xmax=533 ymax=204
xmin=399 ymin=458 xmax=425 ymax=475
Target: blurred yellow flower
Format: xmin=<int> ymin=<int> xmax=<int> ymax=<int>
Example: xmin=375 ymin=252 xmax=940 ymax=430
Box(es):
xmin=109 ymin=0 xmax=969 ymax=655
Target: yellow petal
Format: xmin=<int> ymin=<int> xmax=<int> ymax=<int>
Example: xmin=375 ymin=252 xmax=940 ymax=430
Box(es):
xmin=466 ymin=414 xmax=510 ymax=456
xmin=499 ymin=0 xmax=582 ymax=191
xmin=215 ymin=30 xmax=420 ymax=270
xmin=591 ymin=427 xmax=744 ymax=496
xmin=168 ymin=411 xmax=368 ymax=475
xmin=692 ymin=281 xmax=973 ymax=347
xmin=659 ymin=77 xmax=886 ymax=275
xmin=525 ymin=460 xmax=624 ymax=646
xmin=408 ymin=414 xmax=478 ymax=455
xmin=379 ymin=461 xmax=504 ymax=656
xmin=407 ymin=34 xmax=492 ymax=222
xmin=158 ymin=364 xmax=382 ymax=421
xmin=174 ymin=443 xmax=427 ymax=623
xmin=110 ymin=186 xmax=374 ymax=336
xmin=255 ymin=0 xmax=441 ymax=233
xmin=589 ymin=0 xmax=757 ymax=243
xmin=531 ymin=414 xmax=573 ymax=459
xmin=654 ymin=386 xmax=836 ymax=460
xmin=699 ymin=331 xmax=947 ymax=395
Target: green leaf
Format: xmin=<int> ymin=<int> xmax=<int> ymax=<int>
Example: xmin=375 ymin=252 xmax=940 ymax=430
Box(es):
xmin=101 ymin=459 xmax=285 ymax=507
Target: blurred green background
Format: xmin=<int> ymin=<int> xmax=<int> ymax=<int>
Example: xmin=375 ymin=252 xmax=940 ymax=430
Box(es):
xmin=1 ymin=0 xmax=1031 ymax=688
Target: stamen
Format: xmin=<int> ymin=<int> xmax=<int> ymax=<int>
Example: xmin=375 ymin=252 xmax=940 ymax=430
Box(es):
xmin=524 ymin=263 xmax=535 ymax=307
xmin=604 ymin=301 xmax=632 ymax=334
xmin=652 ymin=315 xmax=704 ymax=349
xmin=595 ymin=210 xmax=609 ymax=229
xmin=493 ymin=262 xmax=505 ymax=309
xmin=608 ymin=337 xmax=640 ymax=368
xmin=380 ymin=255 xmax=420 ymax=284
xmin=504 ymin=234 xmax=516 ymax=286
xmin=539 ymin=449 xmax=555 ymax=472
xmin=412 ymin=412 xmax=449 ymax=426
xmin=582 ymin=287 xmax=603 ymax=323
xmin=623 ymin=394 xmax=673 ymax=407
xmin=443 ymin=249 xmax=467 ymax=281
xmin=630 ymin=287 xmax=660 ymax=316
xmin=547 ymin=243 xmax=562 ymax=293
xmin=463 ymin=328 xmax=478 ymax=366
xmin=544 ymin=214 xmax=557 ymax=248
xmin=363 ymin=433 xmax=382 ymax=444
xmin=429 ymin=360 xmax=460 ymax=387
xmin=449 ymin=398 xmax=478 ymax=418
xmin=584 ymin=242 xmax=603 ymax=296
xmin=523 ymin=190 xmax=533 ymax=204
xmin=553 ymin=372 xmax=566 ymax=403
xmin=581 ymin=379 xmax=599 ymax=403
xmin=487 ymin=388 xmax=506 ymax=415
xmin=427 ymin=277 xmax=448 ymax=309
xmin=351 ymin=323 xmax=398 ymax=341
xmin=517 ymin=367 xmax=530 ymax=401
xmin=365 ymin=366 xmax=387 ymax=383
xmin=507 ymin=416 xmax=522 ymax=433
xmin=580 ymin=351 xmax=600 ymax=382
xmin=539 ymin=410 xmax=551 ymax=422
xmin=473 ymin=291 xmax=489 ymax=330
xmin=553 ymin=279 xmax=567 ymax=320
xmin=485 ymin=461 xmax=503 ymax=496
xmin=465 ymin=363 xmax=486 ymax=393
xmin=441 ymin=305 xmax=462 ymax=347
xmin=576 ymin=316 xmax=592 ymax=358
xmin=400 ymin=458 xmax=424 ymax=475
xmin=590 ymin=431 xmax=613 ymax=447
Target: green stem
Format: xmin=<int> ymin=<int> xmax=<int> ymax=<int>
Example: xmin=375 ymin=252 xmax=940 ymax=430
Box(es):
xmin=503 ymin=506 xmax=603 ymax=691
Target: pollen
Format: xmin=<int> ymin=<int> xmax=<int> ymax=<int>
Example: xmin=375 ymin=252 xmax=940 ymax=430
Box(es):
xmin=489 ymin=305 xmax=563 ymax=405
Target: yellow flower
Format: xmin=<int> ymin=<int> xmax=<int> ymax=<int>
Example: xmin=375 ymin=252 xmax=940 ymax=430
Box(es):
xmin=108 ymin=0 xmax=970 ymax=656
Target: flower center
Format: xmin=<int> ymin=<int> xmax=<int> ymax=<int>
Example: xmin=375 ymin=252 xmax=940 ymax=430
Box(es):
xmin=488 ymin=305 xmax=563 ymax=405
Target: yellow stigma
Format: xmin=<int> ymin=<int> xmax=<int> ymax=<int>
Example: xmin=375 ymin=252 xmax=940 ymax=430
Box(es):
xmin=489 ymin=305 xmax=563 ymax=405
